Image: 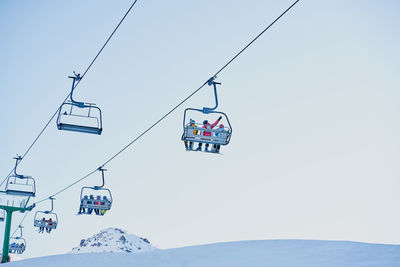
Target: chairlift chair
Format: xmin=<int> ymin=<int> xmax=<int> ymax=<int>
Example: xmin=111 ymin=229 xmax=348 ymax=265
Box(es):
xmin=79 ymin=168 xmax=112 ymax=215
xmin=33 ymin=197 xmax=58 ymax=232
xmin=181 ymin=77 xmax=232 ymax=150
xmin=56 ymin=72 xmax=103 ymax=135
xmin=9 ymin=226 xmax=26 ymax=254
xmin=5 ymin=156 xmax=36 ymax=197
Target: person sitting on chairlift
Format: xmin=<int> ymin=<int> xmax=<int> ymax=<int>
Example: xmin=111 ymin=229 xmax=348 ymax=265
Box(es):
xmin=212 ymin=124 xmax=228 ymax=153
xmin=185 ymin=119 xmax=198 ymax=151
xmin=39 ymin=217 xmax=45 ymax=233
xmin=79 ymin=195 xmax=88 ymax=214
xmin=196 ymin=116 xmax=222 ymax=152
xmin=94 ymin=195 xmax=101 ymax=215
xmin=46 ymin=218 xmax=53 ymax=233
xmin=10 ymin=242 xmax=16 ymax=253
xmin=99 ymin=196 xmax=108 ymax=215
xmin=87 ymin=195 xmax=94 ymax=214
xmin=19 ymin=243 xmax=25 ymax=254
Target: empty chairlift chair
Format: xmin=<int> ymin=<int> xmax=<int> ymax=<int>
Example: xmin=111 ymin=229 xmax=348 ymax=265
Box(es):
xmin=56 ymin=72 xmax=103 ymax=135
xmin=79 ymin=168 xmax=112 ymax=216
xmin=5 ymin=156 xmax=36 ymax=197
xmin=182 ymin=77 xmax=232 ymax=153
xmin=9 ymin=226 xmax=26 ymax=254
xmin=34 ymin=197 xmax=58 ymax=233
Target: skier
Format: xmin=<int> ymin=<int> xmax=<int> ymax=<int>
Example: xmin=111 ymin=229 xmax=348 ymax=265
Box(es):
xmin=46 ymin=218 xmax=53 ymax=233
xmin=212 ymin=124 xmax=228 ymax=153
xmin=87 ymin=195 xmax=94 ymax=214
xmin=184 ymin=119 xmax=198 ymax=150
xmin=94 ymin=195 xmax=101 ymax=215
xmin=39 ymin=217 xmax=45 ymax=233
xmin=79 ymin=195 xmax=88 ymax=214
xmin=196 ymin=116 xmax=222 ymax=152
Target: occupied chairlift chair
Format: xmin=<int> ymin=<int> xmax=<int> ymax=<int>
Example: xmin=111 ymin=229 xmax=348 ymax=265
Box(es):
xmin=9 ymin=225 xmax=26 ymax=254
xmin=182 ymin=77 xmax=232 ymax=150
xmin=34 ymin=197 xmax=58 ymax=232
xmin=79 ymin=168 xmax=112 ymax=215
xmin=5 ymin=156 xmax=36 ymax=197
xmin=56 ymin=72 xmax=103 ymax=135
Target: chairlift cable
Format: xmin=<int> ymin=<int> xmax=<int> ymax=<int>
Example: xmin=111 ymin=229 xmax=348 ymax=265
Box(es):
xmin=10 ymin=214 xmax=28 ymax=238
xmin=214 ymin=0 xmax=300 ymax=77
xmin=33 ymin=0 xmax=301 ymax=205
xmin=11 ymin=0 xmax=301 ymax=235
xmin=0 ymin=0 xmax=140 ymax=188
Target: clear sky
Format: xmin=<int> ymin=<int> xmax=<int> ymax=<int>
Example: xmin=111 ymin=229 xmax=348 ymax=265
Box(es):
xmin=0 ymin=0 xmax=399 ymax=259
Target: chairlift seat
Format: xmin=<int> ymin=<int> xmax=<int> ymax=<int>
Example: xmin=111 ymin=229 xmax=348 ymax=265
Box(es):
xmin=57 ymin=101 xmax=103 ymax=135
xmin=182 ymin=108 xmax=232 ymax=150
xmin=34 ymin=219 xmax=58 ymax=229
xmin=183 ymin=125 xmax=231 ymax=145
xmin=33 ymin=209 xmax=58 ymax=231
xmin=5 ymin=175 xmax=36 ymax=197
xmin=81 ymin=198 xmax=112 ymax=210
xmin=5 ymin=189 xmax=35 ymax=197
xmin=58 ymin=123 xmax=102 ymax=135
xmin=9 ymin=237 xmax=26 ymax=254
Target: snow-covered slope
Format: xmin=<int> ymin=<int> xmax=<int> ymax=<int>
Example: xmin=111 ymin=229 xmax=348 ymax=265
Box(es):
xmin=70 ymin=228 xmax=156 ymax=253
xmin=8 ymin=240 xmax=400 ymax=267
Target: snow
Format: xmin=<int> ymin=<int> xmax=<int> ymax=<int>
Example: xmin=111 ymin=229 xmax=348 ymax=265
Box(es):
xmin=6 ymin=239 xmax=400 ymax=267
xmin=70 ymin=228 xmax=156 ymax=253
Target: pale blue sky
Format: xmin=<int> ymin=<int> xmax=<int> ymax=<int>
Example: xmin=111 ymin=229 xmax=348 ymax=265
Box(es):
xmin=0 ymin=0 xmax=399 ymax=259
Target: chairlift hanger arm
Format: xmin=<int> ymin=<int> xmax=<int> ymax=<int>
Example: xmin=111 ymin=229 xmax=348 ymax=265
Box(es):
xmin=17 ymin=225 xmax=23 ymax=238
xmin=13 ymin=156 xmax=23 ymax=178
xmin=68 ymin=72 xmax=85 ymax=107
xmin=94 ymin=168 xmax=106 ymax=190
xmin=203 ymin=77 xmax=221 ymax=114
xmin=44 ymin=197 xmax=54 ymax=213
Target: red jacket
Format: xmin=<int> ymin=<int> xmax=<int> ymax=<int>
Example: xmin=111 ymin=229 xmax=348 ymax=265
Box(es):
xmin=202 ymin=119 xmax=220 ymax=136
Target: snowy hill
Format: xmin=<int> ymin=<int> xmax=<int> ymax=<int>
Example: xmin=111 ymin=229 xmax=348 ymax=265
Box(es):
xmin=70 ymin=228 xmax=156 ymax=253
xmin=8 ymin=239 xmax=400 ymax=267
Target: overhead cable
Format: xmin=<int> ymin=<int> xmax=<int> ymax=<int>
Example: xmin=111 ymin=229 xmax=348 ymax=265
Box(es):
xmin=33 ymin=0 xmax=301 ymax=205
xmin=1 ymin=0 xmax=140 ymax=188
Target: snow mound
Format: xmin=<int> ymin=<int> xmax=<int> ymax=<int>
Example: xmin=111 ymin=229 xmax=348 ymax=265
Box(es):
xmin=70 ymin=227 xmax=156 ymax=253
xmin=7 ymin=240 xmax=400 ymax=267
xmin=9 ymin=239 xmax=400 ymax=267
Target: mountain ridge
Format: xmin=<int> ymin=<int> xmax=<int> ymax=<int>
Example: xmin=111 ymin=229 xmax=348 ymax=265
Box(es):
xmin=70 ymin=227 xmax=156 ymax=253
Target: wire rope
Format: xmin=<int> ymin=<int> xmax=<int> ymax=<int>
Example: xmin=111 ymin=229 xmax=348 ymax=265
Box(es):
xmin=0 ymin=0 xmax=140 ymax=188
xmin=11 ymin=0 xmax=301 ymax=236
xmin=34 ymin=0 xmax=301 ymax=204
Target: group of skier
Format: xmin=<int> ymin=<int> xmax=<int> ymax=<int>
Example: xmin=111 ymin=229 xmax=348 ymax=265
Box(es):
xmin=9 ymin=243 xmax=25 ymax=254
xmin=184 ymin=116 xmax=229 ymax=153
xmin=78 ymin=195 xmax=109 ymax=216
xmin=38 ymin=217 xmax=54 ymax=233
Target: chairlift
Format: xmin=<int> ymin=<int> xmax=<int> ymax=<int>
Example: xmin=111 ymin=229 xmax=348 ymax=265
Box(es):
xmin=79 ymin=168 xmax=112 ymax=216
xmin=9 ymin=226 xmax=26 ymax=254
xmin=5 ymin=156 xmax=36 ymax=197
xmin=182 ymin=77 xmax=232 ymax=153
xmin=56 ymin=72 xmax=103 ymax=135
xmin=33 ymin=197 xmax=58 ymax=233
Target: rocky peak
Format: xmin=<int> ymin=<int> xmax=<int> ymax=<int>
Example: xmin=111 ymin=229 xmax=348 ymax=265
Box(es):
xmin=71 ymin=228 xmax=156 ymax=253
